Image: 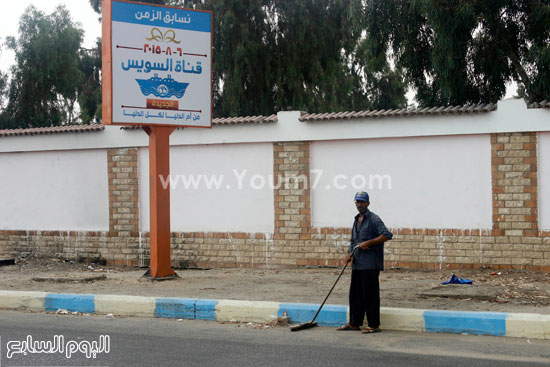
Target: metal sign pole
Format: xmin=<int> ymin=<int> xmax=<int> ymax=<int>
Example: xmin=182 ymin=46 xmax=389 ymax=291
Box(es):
xmin=143 ymin=125 xmax=177 ymax=279
xmin=102 ymin=0 xmax=212 ymax=280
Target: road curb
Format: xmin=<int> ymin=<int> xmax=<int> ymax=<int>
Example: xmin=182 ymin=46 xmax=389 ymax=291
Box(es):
xmin=0 ymin=290 xmax=548 ymax=339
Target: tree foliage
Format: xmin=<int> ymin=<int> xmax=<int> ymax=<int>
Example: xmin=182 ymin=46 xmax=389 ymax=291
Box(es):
xmin=1 ymin=5 xmax=84 ymax=128
xmin=209 ymin=0 xmax=276 ymax=116
xmin=5 ymin=0 xmax=546 ymax=128
xmin=274 ymin=0 xmax=359 ymax=112
xmin=363 ymin=0 xmax=550 ymax=106
xmin=206 ymin=0 xmax=406 ymax=115
xmin=0 ymin=71 xmax=7 ymax=109
xmin=78 ymin=39 xmax=102 ymax=124
xmin=89 ymin=0 xmax=407 ymax=117
xmin=0 ymin=41 xmax=8 ymax=109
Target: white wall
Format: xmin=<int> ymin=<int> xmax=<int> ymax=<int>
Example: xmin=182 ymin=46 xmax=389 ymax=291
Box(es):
xmin=139 ymin=143 xmax=274 ymax=233
xmin=2 ymin=99 xmax=550 ymax=154
xmin=539 ymin=132 xmax=550 ymax=230
xmin=310 ymin=135 xmax=492 ymax=229
xmin=0 ymin=150 xmax=109 ymax=231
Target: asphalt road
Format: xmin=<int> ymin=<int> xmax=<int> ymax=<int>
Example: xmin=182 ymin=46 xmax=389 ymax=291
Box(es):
xmin=0 ymin=311 xmax=549 ymax=367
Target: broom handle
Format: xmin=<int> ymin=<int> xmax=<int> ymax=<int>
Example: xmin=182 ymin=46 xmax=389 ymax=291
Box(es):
xmin=310 ymin=246 xmax=358 ymax=324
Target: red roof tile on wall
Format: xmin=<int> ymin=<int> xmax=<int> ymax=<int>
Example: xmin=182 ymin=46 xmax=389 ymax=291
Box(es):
xmin=0 ymin=124 xmax=105 ymax=137
xmin=0 ymin=100 xmax=547 ymax=137
xmin=299 ymin=103 xmax=497 ymax=122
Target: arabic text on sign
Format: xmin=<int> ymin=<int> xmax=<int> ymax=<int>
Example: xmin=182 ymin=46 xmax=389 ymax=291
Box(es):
xmin=121 ymin=58 xmax=203 ymax=74
xmin=147 ymin=99 xmax=179 ymax=110
xmin=143 ymin=45 xmax=190 ymax=56
xmin=134 ymin=10 xmax=191 ymax=25
xmin=123 ymin=109 xmax=201 ymax=121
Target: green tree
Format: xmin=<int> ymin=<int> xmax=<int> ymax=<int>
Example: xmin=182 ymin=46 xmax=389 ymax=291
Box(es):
xmin=79 ymin=39 xmax=102 ymax=123
xmin=212 ymin=0 xmax=406 ymax=113
xmin=2 ymin=5 xmax=84 ymax=129
xmin=0 ymin=69 xmax=9 ymax=129
xmin=270 ymin=0 xmax=406 ymax=112
xmin=352 ymin=0 xmax=408 ymax=110
xmin=364 ymin=0 xmax=550 ymax=107
xmin=90 ymin=0 xmax=407 ymax=117
xmin=0 ymin=71 xmax=6 ymax=108
xmin=0 ymin=40 xmax=8 ymax=109
xmin=273 ymin=0 xmax=351 ymax=112
xmin=208 ymin=0 xmax=277 ymax=116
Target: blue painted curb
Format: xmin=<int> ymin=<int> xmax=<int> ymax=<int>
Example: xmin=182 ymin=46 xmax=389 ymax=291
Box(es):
xmin=155 ymin=298 xmax=197 ymax=319
xmin=424 ymin=310 xmax=508 ymax=336
xmin=279 ymin=303 xmax=347 ymax=327
xmin=154 ymin=298 xmax=217 ymax=320
xmin=44 ymin=293 xmax=95 ymax=313
xmin=195 ymin=299 xmax=217 ymax=320
xmin=3 ymin=291 xmax=547 ymax=339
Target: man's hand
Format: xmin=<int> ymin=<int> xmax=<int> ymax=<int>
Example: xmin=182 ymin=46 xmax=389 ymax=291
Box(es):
xmin=344 ymin=253 xmax=352 ymax=263
xmin=358 ymin=234 xmax=391 ymax=250
xmin=358 ymin=240 xmax=371 ymax=250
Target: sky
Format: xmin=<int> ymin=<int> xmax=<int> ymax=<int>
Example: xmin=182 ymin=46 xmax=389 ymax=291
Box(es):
xmin=0 ymin=0 xmax=102 ymax=73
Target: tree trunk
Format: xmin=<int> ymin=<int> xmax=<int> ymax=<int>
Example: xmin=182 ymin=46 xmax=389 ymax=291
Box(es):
xmin=507 ymin=50 xmax=531 ymax=93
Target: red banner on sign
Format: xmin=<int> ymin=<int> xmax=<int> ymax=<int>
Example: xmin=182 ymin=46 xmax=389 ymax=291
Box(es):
xmin=147 ymin=99 xmax=179 ymax=110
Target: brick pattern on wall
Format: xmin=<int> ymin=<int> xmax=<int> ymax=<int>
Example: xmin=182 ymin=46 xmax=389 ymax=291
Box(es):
xmin=273 ymin=142 xmax=312 ymax=242
xmin=107 ymin=148 xmax=142 ymax=265
xmin=108 ymin=148 xmax=140 ymax=237
xmin=0 ymin=231 xmax=108 ymax=260
xmin=0 ymin=149 xmax=143 ymax=265
xmin=386 ymin=229 xmax=550 ymax=272
xmin=380 ymin=131 xmax=548 ymax=271
xmin=2 ymin=134 xmax=550 ymax=272
xmin=167 ymin=229 xmax=348 ymax=269
xmin=169 ymin=232 xmax=273 ymax=268
xmin=491 ymin=133 xmax=538 ymax=237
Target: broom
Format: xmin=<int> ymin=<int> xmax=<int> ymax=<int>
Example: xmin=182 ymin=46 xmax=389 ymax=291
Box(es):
xmin=290 ymin=246 xmax=358 ymax=332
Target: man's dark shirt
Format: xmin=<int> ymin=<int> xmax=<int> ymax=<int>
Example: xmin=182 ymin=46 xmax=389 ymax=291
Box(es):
xmin=349 ymin=210 xmax=393 ymax=270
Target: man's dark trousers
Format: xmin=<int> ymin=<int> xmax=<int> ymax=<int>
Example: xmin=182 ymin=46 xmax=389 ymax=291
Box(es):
xmin=349 ymin=269 xmax=380 ymax=328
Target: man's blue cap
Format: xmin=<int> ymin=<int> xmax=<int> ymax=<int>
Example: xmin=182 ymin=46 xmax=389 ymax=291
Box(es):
xmin=354 ymin=191 xmax=369 ymax=202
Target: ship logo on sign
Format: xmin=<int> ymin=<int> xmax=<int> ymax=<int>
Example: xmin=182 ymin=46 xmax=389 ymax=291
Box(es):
xmin=136 ymin=74 xmax=189 ymax=98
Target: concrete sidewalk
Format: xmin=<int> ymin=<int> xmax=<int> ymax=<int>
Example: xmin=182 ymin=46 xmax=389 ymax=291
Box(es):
xmin=1 ymin=290 xmax=549 ymax=340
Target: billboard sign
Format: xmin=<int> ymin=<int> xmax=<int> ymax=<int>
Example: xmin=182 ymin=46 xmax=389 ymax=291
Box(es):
xmin=102 ymin=0 xmax=212 ymax=127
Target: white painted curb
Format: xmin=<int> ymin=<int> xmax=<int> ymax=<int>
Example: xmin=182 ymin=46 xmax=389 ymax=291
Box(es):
xmin=506 ymin=313 xmax=550 ymax=339
xmin=216 ymin=300 xmax=280 ymax=323
xmin=380 ymin=307 xmax=425 ymax=332
xmin=94 ymin=295 xmax=156 ymax=317
xmin=0 ymin=290 xmax=47 ymax=311
xmin=1 ymin=290 xmax=549 ymax=340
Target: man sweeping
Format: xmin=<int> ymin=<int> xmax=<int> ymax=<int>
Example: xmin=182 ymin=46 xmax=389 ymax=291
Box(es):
xmin=337 ymin=191 xmax=393 ymax=334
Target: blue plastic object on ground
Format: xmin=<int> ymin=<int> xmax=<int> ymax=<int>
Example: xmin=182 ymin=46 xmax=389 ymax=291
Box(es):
xmin=441 ymin=274 xmax=473 ymax=285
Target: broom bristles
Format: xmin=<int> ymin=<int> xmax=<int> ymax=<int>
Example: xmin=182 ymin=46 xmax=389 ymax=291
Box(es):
xmin=290 ymin=322 xmax=318 ymax=332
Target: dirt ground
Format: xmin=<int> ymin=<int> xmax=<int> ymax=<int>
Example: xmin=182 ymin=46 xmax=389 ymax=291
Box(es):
xmin=1 ymin=257 xmax=549 ymax=314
